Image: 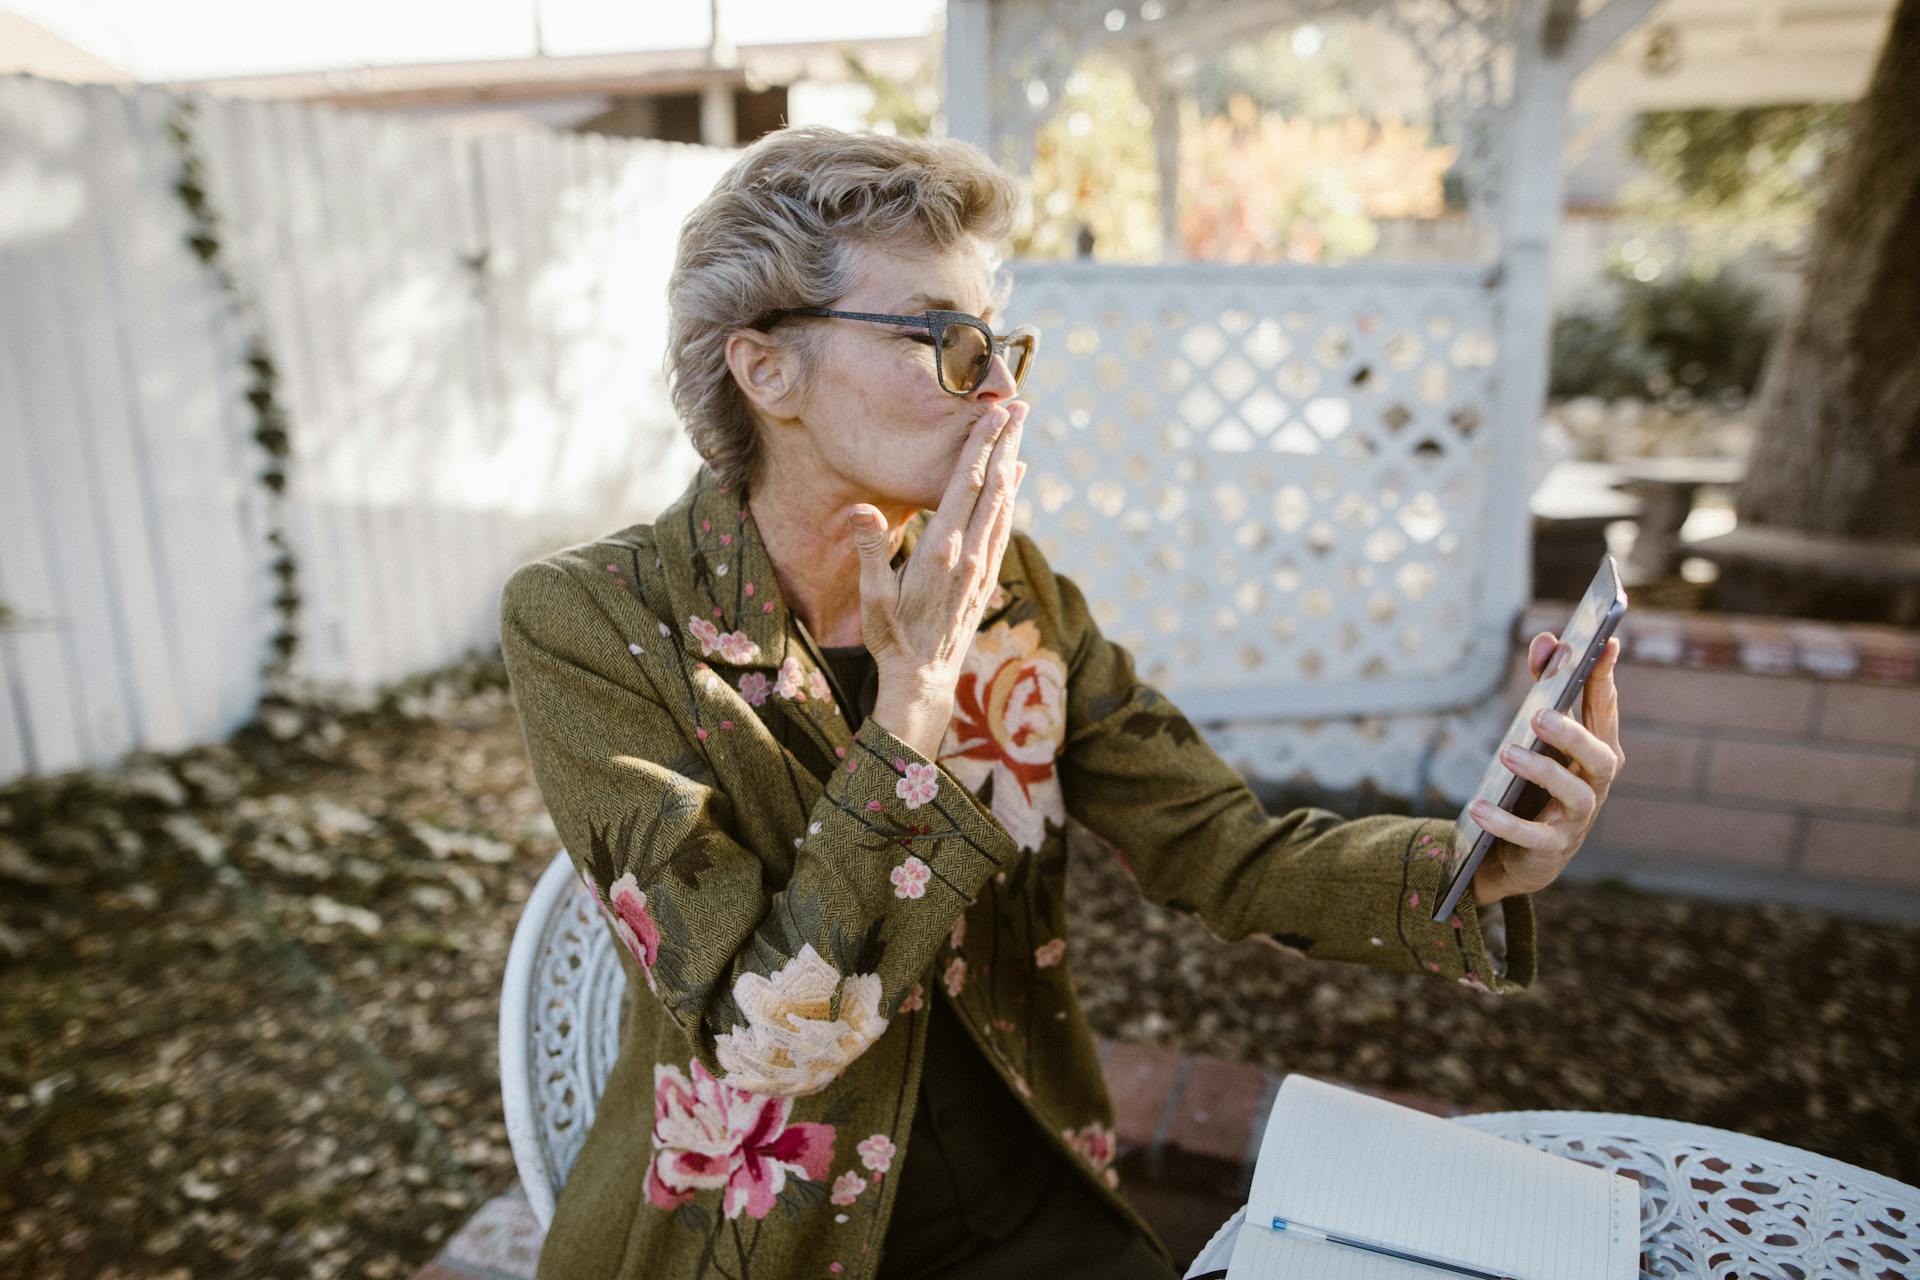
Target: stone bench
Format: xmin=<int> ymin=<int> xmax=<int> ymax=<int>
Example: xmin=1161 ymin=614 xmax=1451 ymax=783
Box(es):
xmin=1686 ymin=525 xmax=1920 ymax=627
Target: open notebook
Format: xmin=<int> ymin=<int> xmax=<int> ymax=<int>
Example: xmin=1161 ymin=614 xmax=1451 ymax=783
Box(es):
xmin=1227 ymin=1075 xmax=1640 ymax=1280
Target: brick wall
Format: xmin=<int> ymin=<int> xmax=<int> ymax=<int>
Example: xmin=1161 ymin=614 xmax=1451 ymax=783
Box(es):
xmin=1517 ymin=602 xmax=1920 ymax=893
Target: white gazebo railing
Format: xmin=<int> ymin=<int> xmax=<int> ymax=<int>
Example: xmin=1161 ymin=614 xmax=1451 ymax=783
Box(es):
xmin=1012 ymin=258 xmax=1505 ymax=721
xmin=948 ymin=0 xmax=1656 ymax=799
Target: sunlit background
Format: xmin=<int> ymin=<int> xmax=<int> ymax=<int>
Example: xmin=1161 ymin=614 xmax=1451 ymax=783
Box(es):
xmin=2 ymin=2 xmax=1916 ymax=1277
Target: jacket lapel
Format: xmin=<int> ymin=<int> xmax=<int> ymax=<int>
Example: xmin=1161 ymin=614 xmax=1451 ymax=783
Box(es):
xmin=652 ymin=462 xmax=933 ymax=780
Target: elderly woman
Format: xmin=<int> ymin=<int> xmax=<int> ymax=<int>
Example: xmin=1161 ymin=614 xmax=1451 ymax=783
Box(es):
xmin=499 ymin=126 xmax=1625 ymax=1280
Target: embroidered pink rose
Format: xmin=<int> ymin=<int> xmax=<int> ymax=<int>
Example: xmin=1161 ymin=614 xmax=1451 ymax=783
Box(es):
xmin=943 ymin=954 xmax=967 ymax=998
xmin=774 ymin=655 xmax=806 ymax=699
xmin=738 ymin=672 xmax=770 ymax=706
xmin=808 ymin=668 xmax=831 ymax=702
xmin=687 ymin=615 xmax=720 ymax=652
xmin=898 ymin=982 xmax=924 ymax=1014
xmin=830 ymin=1171 xmax=867 ymax=1205
xmin=890 ymin=856 xmax=931 ymax=900
xmin=857 ymin=1133 xmax=896 ymax=1174
xmin=606 ymin=872 xmax=662 ymax=994
xmin=948 ymin=913 xmax=966 ymax=950
xmin=895 ymin=761 xmax=940 ymax=809
xmin=645 ymin=1059 xmax=836 ymax=1220
xmin=1062 ymin=1120 xmax=1118 ymax=1187
xmin=937 ymin=620 xmax=1068 ymax=851
xmin=1034 ymin=937 xmax=1067 ymax=969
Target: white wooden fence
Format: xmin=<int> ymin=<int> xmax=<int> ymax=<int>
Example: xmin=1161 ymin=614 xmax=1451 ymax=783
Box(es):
xmin=6 ymin=0 xmax=1644 ymax=804
xmin=0 ymin=74 xmax=733 ymax=784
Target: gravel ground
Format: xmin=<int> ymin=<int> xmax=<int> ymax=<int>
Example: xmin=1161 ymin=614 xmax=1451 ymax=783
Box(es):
xmin=3 ymin=657 xmax=1915 ymax=1278
xmin=1065 ymin=818 xmax=1920 ymax=1188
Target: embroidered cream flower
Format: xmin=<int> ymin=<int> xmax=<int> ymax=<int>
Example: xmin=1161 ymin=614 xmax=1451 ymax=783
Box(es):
xmin=857 ymin=1133 xmax=896 ymax=1173
xmin=687 ymin=614 xmax=760 ymax=665
xmin=774 ymin=655 xmax=806 ymax=699
xmin=717 ymin=630 xmax=760 ymax=664
xmin=895 ymin=761 xmax=940 ymax=809
xmin=942 ymin=954 xmax=967 ymax=998
xmin=714 ymin=944 xmax=888 ymax=1097
xmin=889 ymin=856 xmax=931 ymax=900
xmin=937 ymin=619 xmax=1068 ymax=851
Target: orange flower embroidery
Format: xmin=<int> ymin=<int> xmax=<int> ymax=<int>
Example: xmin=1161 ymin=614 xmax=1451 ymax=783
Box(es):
xmin=937 ymin=619 xmax=1068 ymax=851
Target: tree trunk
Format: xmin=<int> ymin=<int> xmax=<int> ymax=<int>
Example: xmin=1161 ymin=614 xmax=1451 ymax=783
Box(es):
xmin=1734 ymin=0 xmax=1920 ymax=542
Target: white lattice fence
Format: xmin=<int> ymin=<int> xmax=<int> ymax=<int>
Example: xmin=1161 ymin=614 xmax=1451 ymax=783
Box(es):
xmin=1011 ymin=260 xmax=1509 ymax=723
xmin=946 ymin=0 xmax=1664 ymax=800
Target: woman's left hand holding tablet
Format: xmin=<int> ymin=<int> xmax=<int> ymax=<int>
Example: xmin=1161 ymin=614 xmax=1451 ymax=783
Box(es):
xmin=1469 ymin=632 xmax=1628 ymax=905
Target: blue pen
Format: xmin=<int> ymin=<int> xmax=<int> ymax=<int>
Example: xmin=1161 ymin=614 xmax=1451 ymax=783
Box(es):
xmin=1270 ymin=1216 xmax=1522 ymax=1280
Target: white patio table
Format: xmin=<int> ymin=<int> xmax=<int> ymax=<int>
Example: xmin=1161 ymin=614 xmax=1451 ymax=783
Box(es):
xmin=1182 ymin=1110 xmax=1920 ymax=1279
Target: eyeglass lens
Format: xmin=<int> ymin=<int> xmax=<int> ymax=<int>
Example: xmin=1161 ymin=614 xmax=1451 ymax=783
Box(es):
xmin=937 ymin=324 xmax=1033 ymax=393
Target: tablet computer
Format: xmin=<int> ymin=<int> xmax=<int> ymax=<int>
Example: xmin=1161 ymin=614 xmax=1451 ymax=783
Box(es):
xmin=1431 ymin=554 xmax=1627 ymax=923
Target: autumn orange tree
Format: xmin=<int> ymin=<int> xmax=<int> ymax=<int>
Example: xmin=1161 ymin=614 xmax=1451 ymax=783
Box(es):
xmin=858 ymin=31 xmax=1460 ymax=264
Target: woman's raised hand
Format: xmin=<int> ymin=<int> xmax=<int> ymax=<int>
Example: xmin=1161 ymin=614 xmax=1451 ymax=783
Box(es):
xmin=1469 ymin=630 xmax=1627 ymax=904
xmin=846 ymin=400 xmax=1027 ymax=759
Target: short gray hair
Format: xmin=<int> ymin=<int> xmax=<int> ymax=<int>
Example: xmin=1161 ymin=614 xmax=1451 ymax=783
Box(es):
xmin=665 ymin=126 xmax=1023 ymax=490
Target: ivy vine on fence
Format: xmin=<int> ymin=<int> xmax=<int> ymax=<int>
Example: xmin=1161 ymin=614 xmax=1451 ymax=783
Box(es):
xmin=162 ymin=94 xmax=307 ymax=727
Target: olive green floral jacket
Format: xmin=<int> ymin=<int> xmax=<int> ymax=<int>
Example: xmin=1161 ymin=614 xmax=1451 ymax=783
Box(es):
xmin=497 ymin=462 xmax=1538 ymax=1280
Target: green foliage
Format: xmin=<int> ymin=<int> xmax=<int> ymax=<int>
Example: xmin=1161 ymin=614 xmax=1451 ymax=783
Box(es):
xmin=1550 ymin=265 xmax=1780 ymax=404
xmin=1016 ymin=57 xmax=1163 ymax=261
xmin=163 ymin=97 xmax=305 ymax=715
xmin=1548 ymin=308 xmax=1661 ymax=401
xmin=1624 ymin=105 xmax=1851 ymax=261
xmin=845 ymin=23 xmax=1451 ymax=265
xmin=1187 ymin=22 xmax=1364 ymax=120
xmin=841 ymin=50 xmax=936 ymax=138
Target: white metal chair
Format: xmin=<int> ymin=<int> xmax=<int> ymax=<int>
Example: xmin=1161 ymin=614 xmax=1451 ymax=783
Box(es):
xmin=499 ymin=849 xmax=628 ymax=1230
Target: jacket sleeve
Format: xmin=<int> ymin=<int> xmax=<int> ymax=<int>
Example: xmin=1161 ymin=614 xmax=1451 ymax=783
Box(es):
xmin=1027 ymin=537 xmax=1537 ymax=995
xmin=499 ymin=558 xmax=1021 ymax=1096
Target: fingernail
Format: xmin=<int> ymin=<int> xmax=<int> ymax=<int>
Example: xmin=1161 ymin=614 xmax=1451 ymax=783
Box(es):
xmin=1536 ymin=709 xmax=1563 ymax=730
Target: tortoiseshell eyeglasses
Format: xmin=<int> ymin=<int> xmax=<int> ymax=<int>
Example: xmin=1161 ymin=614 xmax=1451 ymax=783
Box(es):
xmin=754 ymin=306 xmax=1039 ymax=397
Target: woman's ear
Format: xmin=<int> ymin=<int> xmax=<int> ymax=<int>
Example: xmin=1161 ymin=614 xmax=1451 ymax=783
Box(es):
xmin=725 ymin=328 xmax=803 ymax=420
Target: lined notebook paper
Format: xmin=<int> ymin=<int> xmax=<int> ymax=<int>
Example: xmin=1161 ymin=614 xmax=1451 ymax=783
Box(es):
xmin=1227 ymin=1075 xmax=1639 ymax=1280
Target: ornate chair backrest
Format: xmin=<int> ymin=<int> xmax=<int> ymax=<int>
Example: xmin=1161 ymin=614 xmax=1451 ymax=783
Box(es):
xmin=498 ymin=850 xmax=627 ymax=1230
